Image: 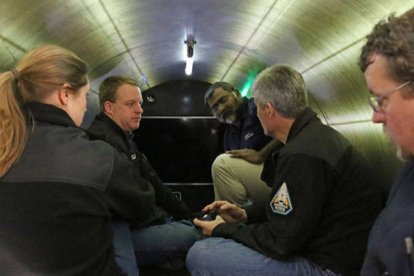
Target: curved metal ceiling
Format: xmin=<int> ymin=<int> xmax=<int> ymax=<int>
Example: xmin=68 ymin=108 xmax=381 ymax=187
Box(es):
xmin=0 ymin=0 xmax=411 ymax=189
xmin=0 ymin=1 xmax=410 ymax=116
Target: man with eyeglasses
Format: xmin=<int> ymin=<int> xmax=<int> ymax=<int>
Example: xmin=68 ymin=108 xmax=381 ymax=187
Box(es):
xmin=204 ymin=82 xmax=281 ymax=207
xmin=359 ymin=8 xmax=414 ymax=276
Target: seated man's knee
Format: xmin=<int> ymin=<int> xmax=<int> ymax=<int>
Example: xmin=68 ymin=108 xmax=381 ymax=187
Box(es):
xmin=187 ymin=238 xmax=237 ymax=274
xmin=186 ymin=240 xmax=210 ymax=272
xmin=211 ymin=153 xmax=231 ymax=174
xmin=174 ymin=221 xmax=201 ymax=248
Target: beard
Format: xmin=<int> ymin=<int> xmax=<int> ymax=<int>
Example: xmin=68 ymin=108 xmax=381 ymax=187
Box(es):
xmin=395 ymin=143 xmax=414 ymax=162
xmin=383 ymin=125 xmax=413 ymax=161
xmin=216 ymin=109 xmax=238 ymax=124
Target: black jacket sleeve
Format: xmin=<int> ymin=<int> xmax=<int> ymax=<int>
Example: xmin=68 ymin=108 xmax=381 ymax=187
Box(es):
xmin=137 ymin=153 xmax=192 ymax=220
xmin=212 ymin=154 xmax=333 ymax=259
xmin=104 ymin=149 xmax=156 ymax=225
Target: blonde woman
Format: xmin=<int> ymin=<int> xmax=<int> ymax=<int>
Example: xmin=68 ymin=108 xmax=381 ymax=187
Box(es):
xmin=0 ymin=45 xmax=155 ymax=275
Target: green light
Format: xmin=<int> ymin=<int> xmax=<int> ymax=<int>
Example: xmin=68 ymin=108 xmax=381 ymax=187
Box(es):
xmin=240 ymin=74 xmax=256 ymax=97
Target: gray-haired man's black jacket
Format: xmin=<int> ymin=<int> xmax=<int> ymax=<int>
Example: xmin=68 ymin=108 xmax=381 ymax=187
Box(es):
xmin=212 ymin=108 xmax=384 ymax=276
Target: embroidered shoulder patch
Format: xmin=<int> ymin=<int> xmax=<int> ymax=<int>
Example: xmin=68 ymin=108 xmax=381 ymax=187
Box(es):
xmin=270 ymin=182 xmax=293 ymax=215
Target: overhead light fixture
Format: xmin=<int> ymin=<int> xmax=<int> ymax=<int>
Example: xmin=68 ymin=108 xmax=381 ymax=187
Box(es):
xmin=185 ymin=39 xmax=196 ymax=75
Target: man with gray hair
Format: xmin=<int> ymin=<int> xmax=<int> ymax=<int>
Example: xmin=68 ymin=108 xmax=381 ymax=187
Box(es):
xmin=187 ymin=65 xmax=383 ymax=275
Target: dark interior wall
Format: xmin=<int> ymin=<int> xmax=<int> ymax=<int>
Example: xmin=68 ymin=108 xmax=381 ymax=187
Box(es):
xmin=139 ymin=80 xmax=213 ymax=117
xmin=135 ymin=118 xmax=223 ymax=183
xmin=133 ymin=80 xmax=222 ymax=210
xmin=134 ymin=80 xmax=224 ymax=183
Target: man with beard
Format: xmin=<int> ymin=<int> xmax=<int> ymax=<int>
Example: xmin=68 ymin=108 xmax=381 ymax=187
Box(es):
xmin=204 ymin=82 xmax=281 ymax=206
xmin=359 ymin=8 xmax=414 ymax=276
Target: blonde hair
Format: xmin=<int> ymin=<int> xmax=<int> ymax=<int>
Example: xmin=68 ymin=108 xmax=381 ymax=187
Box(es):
xmin=0 ymin=45 xmax=88 ymax=177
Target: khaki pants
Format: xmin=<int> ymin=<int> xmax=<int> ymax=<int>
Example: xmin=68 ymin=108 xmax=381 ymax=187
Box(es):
xmin=211 ymin=153 xmax=272 ymax=206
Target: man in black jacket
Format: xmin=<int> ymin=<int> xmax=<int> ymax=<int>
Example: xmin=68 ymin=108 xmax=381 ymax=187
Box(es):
xmin=187 ymin=65 xmax=383 ymax=276
xmin=88 ymin=76 xmax=200 ymax=274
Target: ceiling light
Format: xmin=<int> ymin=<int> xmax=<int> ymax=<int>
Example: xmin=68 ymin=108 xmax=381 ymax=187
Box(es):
xmin=185 ymin=40 xmax=196 ymax=75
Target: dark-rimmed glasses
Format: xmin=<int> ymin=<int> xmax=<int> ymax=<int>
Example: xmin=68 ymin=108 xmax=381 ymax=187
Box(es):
xmin=368 ymin=81 xmax=411 ymax=112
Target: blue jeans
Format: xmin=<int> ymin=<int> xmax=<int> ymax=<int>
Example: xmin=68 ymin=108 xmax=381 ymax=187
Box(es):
xmin=132 ymin=219 xmax=201 ymax=267
xmin=186 ymin=237 xmax=340 ymax=276
xmin=112 ymin=222 xmax=139 ymax=276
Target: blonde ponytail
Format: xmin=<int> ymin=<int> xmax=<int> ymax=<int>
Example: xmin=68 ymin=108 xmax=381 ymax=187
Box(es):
xmin=0 ymin=71 xmax=27 ymax=177
xmin=0 ymin=44 xmax=88 ymax=177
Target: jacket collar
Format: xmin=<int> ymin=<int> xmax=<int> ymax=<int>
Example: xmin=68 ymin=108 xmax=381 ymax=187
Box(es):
xmin=88 ymin=112 xmax=134 ymax=149
xmin=238 ymin=97 xmax=253 ymax=120
xmin=286 ymin=107 xmax=318 ymax=143
xmin=231 ymin=97 xmax=253 ymax=127
xmin=26 ymin=102 xmax=76 ymax=127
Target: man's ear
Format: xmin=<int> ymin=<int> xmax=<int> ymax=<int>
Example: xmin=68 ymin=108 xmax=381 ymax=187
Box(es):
xmin=103 ymin=100 xmax=113 ymax=115
xmin=266 ymin=102 xmax=275 ymax=117
xmin=57 ymin=83 xmax=72 ymax=105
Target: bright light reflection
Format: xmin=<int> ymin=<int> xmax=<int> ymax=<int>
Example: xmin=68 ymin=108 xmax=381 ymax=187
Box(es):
xmin=185 ymin=56 xmax=194 ymax=75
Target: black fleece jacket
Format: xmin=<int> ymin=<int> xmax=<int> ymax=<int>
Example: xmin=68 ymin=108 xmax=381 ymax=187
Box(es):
xmin=0 ymin=102 xmax=156 ymax=275
xmin=212 ymin=108 xmax=384 ymax=276
xmin=88 ymin=112 xmax=192 ymax=222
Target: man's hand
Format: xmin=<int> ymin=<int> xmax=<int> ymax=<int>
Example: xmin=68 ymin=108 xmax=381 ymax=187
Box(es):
xmin=193 ymin=200 xmax=248 ymax=236
xmin=226 ymin=149 xmax=263 ymax=164
xmin=193 ymin=215 xmax=225 ymax=236
xmin=201 ymin=200 xmax=247 ymax=224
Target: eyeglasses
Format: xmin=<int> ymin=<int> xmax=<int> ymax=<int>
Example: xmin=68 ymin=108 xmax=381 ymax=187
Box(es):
xmin=368 ymin=81 xmax=411 ymax=112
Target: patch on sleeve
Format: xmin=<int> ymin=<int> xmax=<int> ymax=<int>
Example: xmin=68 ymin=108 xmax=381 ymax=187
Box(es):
xmin=270 ymin=182 xmax=293 ymax=215
xmin=244 ymin=132 xmax=254 ymax=141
